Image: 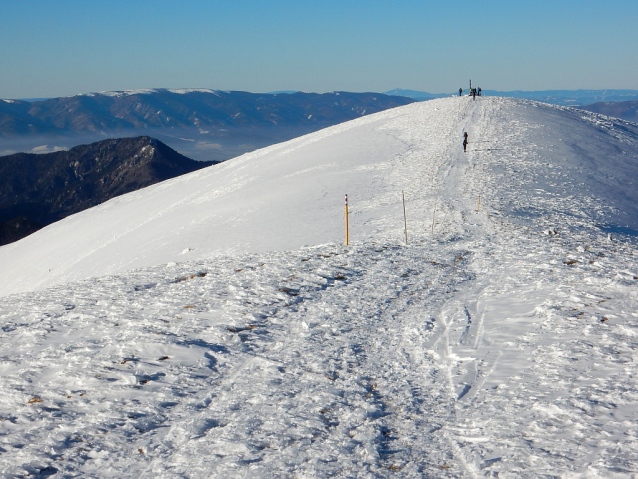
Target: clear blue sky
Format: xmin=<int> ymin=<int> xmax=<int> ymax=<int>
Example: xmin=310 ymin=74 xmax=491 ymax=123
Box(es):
xmin=1 ymin=0 xmax=636 ymax=99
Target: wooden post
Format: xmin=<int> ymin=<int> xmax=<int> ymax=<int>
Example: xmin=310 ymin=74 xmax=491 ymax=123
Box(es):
xmin=402 ymin=190 xmax=408 ymax=245
xmin=345 ymin=194 xmax=349 ymax=246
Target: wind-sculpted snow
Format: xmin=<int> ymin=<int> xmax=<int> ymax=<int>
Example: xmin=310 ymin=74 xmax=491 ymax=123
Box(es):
xmin=1 ymin=97 xmax=638 ymax=476
xmin=1 ymin=229 xmax=638 ymax=477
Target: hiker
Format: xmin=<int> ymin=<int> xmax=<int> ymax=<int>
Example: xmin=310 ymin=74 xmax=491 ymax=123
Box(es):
xmin=463 ymin=132 xmax=468 ymax=152
xmin=478 ymin=87 xmax=482 ymax=96
xmin=472 ymin=89 xmax=476 ymax=100
xmin=459 ymin=88 xmax=463 ymax=96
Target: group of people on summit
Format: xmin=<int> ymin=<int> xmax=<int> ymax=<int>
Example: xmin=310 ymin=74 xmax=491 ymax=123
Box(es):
xmin=459 ymin=87 xmax=481 ymax=99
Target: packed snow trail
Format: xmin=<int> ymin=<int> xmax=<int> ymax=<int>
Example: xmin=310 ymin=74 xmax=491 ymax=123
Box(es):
xmin=1 ymin=97 xmax=638 ymax=477
xmin=2 ymin=228 xmax=637 ymax=477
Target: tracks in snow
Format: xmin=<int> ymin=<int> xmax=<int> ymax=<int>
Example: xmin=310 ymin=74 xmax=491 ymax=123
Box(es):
xmin=3 ymin=97 xmax=638 ymax=477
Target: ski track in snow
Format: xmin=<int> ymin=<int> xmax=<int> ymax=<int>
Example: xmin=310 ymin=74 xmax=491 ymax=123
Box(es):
xmin=1 ymin=97 xmax=638 ymax=477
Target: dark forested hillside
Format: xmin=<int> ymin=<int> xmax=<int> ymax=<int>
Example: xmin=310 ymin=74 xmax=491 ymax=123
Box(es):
xmin=0 ymin=136 xmax=213 ymax=245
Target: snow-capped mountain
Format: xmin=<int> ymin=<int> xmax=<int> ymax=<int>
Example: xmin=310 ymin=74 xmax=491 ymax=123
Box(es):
xmin=0 ymin=90 xmax=414 ymax=137
xmin=1 ymin=97 xmax=638 ymax=477
xmin=0 ymin=90 xmax=415 ymax=162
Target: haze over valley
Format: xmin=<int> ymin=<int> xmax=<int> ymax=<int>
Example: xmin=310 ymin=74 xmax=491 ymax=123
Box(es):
xmin=0 ymin=90 xmax=414 ymax=162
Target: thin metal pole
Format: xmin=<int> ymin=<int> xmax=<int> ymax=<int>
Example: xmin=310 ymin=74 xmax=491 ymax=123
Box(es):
xmin=345 ymin=194 xmax=349 ymax=246
xmin=402 ymin=190 xmax=408 ymax=245
xmin=431 ymin=197 xmax=437 ymax=234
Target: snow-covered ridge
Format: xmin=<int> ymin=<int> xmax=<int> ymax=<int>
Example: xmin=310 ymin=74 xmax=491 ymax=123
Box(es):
xmin=1 ymin=96 xmax=637 ymax=298
xmin=74 ymin=88 xmax=225 ymax=98
xmin=1 ymin=96 xmax=638 ymax=476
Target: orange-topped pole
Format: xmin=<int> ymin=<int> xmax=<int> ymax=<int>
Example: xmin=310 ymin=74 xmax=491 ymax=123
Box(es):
xmin=345 ymin=194 xmax=349 ymax=246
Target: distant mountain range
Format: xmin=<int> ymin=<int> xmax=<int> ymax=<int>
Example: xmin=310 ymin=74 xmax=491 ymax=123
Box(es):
xmin=2 ymin=88 xmax=637 ymax=163
xmin=0 ymin=90 xmax=414 ymax=162
xmin=0 ymin=136 xmax=211 ymax=245
xmin=0 ymin=89 xmax=414 ymax=136
xmin=580 ymin=101 xmax=638 ymax=123
xmin=384 ymin=89 xmax=450 ymax=101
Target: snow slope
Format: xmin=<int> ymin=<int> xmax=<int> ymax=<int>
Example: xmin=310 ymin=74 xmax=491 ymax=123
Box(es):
xmin=1 ymin=97 xmax=638 ymax=297
xmin=1 ymin=97 xmax=638 ymax=477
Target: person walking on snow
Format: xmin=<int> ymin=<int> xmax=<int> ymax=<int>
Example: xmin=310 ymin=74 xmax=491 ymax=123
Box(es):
xmin=478 ymin=87 xmax=482 ymax=96
xmin=459 ymin=88 xmax=463 ymax=96
xmin=463 ymin=132 xmax=468 ymax=152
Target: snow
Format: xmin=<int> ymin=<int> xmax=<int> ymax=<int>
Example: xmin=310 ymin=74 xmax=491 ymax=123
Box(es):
xmin=166 ymin=89 xmax=222 ymax=96
xmin=1 ymin=97 xmax=638 ymax=477
xmin=76 ymin=89 xmax=223 ymax=98
xmin=29 ymin=145 xmax=68 ymax=154
xmin=78 ymin=89 xmax=159 ymax=98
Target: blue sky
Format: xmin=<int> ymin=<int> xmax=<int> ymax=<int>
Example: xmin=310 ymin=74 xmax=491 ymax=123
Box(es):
xmin=1 ymin=0 xmax=636 ymax=98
